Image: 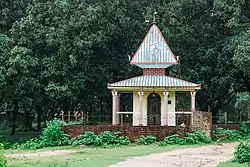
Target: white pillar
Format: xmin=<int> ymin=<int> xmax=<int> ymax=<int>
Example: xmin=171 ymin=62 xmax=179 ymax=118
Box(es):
xmin=190 ymin=92 xmax=196 ymax=112
xmin=162 ymin=91 xmax=169 ymax=126
xmin=190 ymin=91 xmax=196 ymax=126
xmin=138 ymin=91 xmax=144 ymax=126
xmin=116 ymin=94 xmax=120 ymax=125
xmin=112 ymin=90 xmax=118 ymax=125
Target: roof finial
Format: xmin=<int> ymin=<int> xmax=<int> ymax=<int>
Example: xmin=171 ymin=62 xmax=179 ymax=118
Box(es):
xmin=153 ymin=10 xmax=158 ymax=24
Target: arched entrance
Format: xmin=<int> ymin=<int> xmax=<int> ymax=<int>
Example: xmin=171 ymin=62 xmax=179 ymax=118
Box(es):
xmin=147 ymin=93 xmax=161 ymax=125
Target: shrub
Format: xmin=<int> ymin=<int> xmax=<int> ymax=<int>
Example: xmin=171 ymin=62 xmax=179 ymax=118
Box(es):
xmin=13 ymin=138 xmax=45 ymax=150
xmin=240 ymin=122 xmax=250 ymax=135
xmin=136 ymin=136 xmax=157 ymax=145
xmin=14 ymin=119 xmax=71 ymax=150
xmin=40 ymin=119 xmax=70 ymax=147
xmin=0 ymin=143 xmax=7 ymax=167
xmin=160 ymin=134 xmax=185 ymax=145
xmin=72 ymin=131 xmax=130 ymax=147
xmin=184 ymin=131 xmax=212 ymax=144
xmin=95 ymin=131 xmax=130 ymax=147
xmin=213 ymin=128 xmax=242 ymax=141
xmin=75 ymin=131 xmax=97 ymax=146
xmin=234 ymin=141 xmax=250 ymax=164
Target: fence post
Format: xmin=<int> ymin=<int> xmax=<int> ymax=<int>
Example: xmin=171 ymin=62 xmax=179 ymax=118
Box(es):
xmin=86 ymin=112 xmax=89 ymax=122
xmin=240 ymin=111 xmax=242 ymax=123
xmin=68 ymin=111 xmax=70 ymax=123
xmin=224 ymin=112 xmax=227 ymax=125
xmin=75 ymin=111 xmax=77 ymax=122
xmin=61 ymin=111 xmax=64 ymax=122
xmin=121 ymin=114 xmax=123 ymax=126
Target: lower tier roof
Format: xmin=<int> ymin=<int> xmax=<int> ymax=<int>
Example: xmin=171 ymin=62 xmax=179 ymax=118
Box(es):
xmin=107 ymin=75 xmax=201 ymax=90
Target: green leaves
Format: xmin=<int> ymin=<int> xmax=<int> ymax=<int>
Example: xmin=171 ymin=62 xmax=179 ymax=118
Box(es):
xmin=231 ymin=30 xmax=250 ymax=74
xmin=0 ymin=0 xmax=248 ymax=122
xmin=40 ymin=119 xmax=70 ymax=147
xmin=136 ymin=136 xmax=157 ymax=145
xmin=0 ymin=143 xmax=7 ymax=167
xmin=234 ymin=141 xmax=250 ymax=164
xmin=71 ymin=131 xmax=130 ymax=147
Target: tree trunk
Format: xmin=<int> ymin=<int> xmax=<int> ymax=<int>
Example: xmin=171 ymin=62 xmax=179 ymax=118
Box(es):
xmin=11 ymin=103 xmax=18 ymax=135
xmin=37 ymin=110 xmax=41 ymax=131
xmin=24 ymin=109 xmax=29 ymax=132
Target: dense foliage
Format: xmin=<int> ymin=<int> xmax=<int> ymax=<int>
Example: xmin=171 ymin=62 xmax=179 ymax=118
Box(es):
xmin=234 ymin=141 xmax=250 ymax=164
xmin=0 ymin=0 xmax=249 ymax=133
xmin=71 ymin=131 xmax=130 ymax=147
xmin=40 ymin=120 xmax=70 ymax=147
xmin=0 ymin=143 xmax=6 ymax=167
xmin=213 ymin=122 xmax=250 ymax=142
xmin=12 ymin=120 xmax=70 ymax=150
xmin=158 ymin=131 xmax=212 ymax=146
xmin=136 ymin=136 xmax=157 ymax=145
xmin=213 ymin=128 xmax=243 ymax=141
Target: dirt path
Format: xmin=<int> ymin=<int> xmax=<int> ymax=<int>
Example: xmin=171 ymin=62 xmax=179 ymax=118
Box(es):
xmin=7 ymin=150 xmax=76 ymax=159
xmin=108 ymin=143 xmax=238 ymax=167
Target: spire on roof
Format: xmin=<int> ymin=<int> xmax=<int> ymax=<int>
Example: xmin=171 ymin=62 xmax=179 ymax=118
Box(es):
xmin=130 ymin=24 xmax=178 ymax=69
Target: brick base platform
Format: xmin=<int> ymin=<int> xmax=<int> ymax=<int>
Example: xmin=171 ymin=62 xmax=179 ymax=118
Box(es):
xmin=63 ymin=125 xmax=192 ymax=141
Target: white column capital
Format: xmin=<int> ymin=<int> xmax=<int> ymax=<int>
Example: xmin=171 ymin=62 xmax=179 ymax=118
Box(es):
xmin=163 ymin=91 xmax=169 ymax=96
xmin=138 ymin=91 xmax=144 ymax=96
xmin=111 ymin=90 xmax=118 ymax=96
xmin=190 ymin=91 xmax=196 ymax=96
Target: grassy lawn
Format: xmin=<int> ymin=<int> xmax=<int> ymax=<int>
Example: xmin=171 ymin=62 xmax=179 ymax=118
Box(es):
xmin=7 ymin=144 xmax=199 ymax=167
xmin=218 ymin=161 xmax=250 ymax=167
xmin=6 ymin=145 xmax=76 ymax=154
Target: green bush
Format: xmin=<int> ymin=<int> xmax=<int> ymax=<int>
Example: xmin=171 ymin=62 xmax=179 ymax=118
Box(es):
xmin=240 ymin=122 xmax=250 ymax=135
xmin=136 ymin=136 xmax=157 ymax=145
xmin=74 ymin=131 xmax=97 ymax=146
xmin=213 ymin=128 xmax=243 ymax=141
xmin=72 ymin=131 xmax=130 ymax=147
xmin=13 ymin=138 xmax=45 ymax=150
xmin=40 ymin=119 xmax=70 ymax=147
xmin=234 ymin=141 xmax=250 ymax=164
xmin=95 ymin=131 xmax=130 ymax=147
xmin=0 ymin=143 xmax=7 ymax=167
xmin=14 ymin=119 xmax=71 ymax=149
xmin=184 ymin=131 xmax=212 ymax=144
xmin=160 ymin=134 xmax=185 ymax=145
xmin=158 ymin=131 xmax=211 ymax=146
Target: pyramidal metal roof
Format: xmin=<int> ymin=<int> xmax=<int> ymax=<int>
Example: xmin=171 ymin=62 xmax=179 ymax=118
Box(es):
xmin=130 ymin=24 xmax=178 ymax=69
xmin=108 ymin=75 xmax=201 ymax=89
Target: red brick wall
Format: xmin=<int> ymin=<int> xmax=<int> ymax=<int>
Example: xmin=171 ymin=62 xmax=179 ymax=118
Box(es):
xmin=63 ymin=125 xmax=192 ymax=141
xmin=143 ymin=68 xmax=165 ymax=75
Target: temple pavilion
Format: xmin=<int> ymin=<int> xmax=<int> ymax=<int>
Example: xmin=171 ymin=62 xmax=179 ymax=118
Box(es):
xmin=107 ymin=24 xmax=201 ymax=126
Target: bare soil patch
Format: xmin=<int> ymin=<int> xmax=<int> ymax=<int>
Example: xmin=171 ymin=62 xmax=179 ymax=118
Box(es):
xmin=108 ymin=143 xmax=238 ymax=167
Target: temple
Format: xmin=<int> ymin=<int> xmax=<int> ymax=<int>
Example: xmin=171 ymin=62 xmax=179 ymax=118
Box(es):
xmin=107 ymin=24 xmax=201 ymax=126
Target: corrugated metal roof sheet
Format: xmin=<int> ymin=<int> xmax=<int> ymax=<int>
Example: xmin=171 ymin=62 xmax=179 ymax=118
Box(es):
xmin=108 ymin=75 xmax=201 ymax=89
xmin=130 ymin=24 xmax=178 ymax=67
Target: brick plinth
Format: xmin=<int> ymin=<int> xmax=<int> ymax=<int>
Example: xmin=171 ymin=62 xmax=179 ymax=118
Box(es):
xmin=63 ymin=125 xmax=192 ymax=141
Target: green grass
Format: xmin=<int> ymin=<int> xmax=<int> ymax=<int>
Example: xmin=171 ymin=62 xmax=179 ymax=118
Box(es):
xmin=7 ymin=144 xmax=200 ymax=167
xmin=217 ymin=161 xmax=250 ymax=167
xmin=7 ymin=145 xmax=76 ymax=154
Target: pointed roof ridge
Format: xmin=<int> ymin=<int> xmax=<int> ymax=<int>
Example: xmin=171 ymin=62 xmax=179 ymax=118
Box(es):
xmin=130 ymin=24 xmax=178 ymax=68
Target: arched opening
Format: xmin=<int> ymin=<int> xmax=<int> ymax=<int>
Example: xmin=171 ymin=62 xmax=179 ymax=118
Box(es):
xmin=147 ymin=93 xmax=161 ymax=125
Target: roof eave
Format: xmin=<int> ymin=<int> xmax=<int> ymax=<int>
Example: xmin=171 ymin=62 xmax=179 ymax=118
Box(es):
xmin=107 ymin=85 xmax=201 ymax=91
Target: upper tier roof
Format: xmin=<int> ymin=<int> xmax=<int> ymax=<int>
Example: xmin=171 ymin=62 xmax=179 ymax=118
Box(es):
xmin=130 ymin=24 xmax=178 ymax=69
